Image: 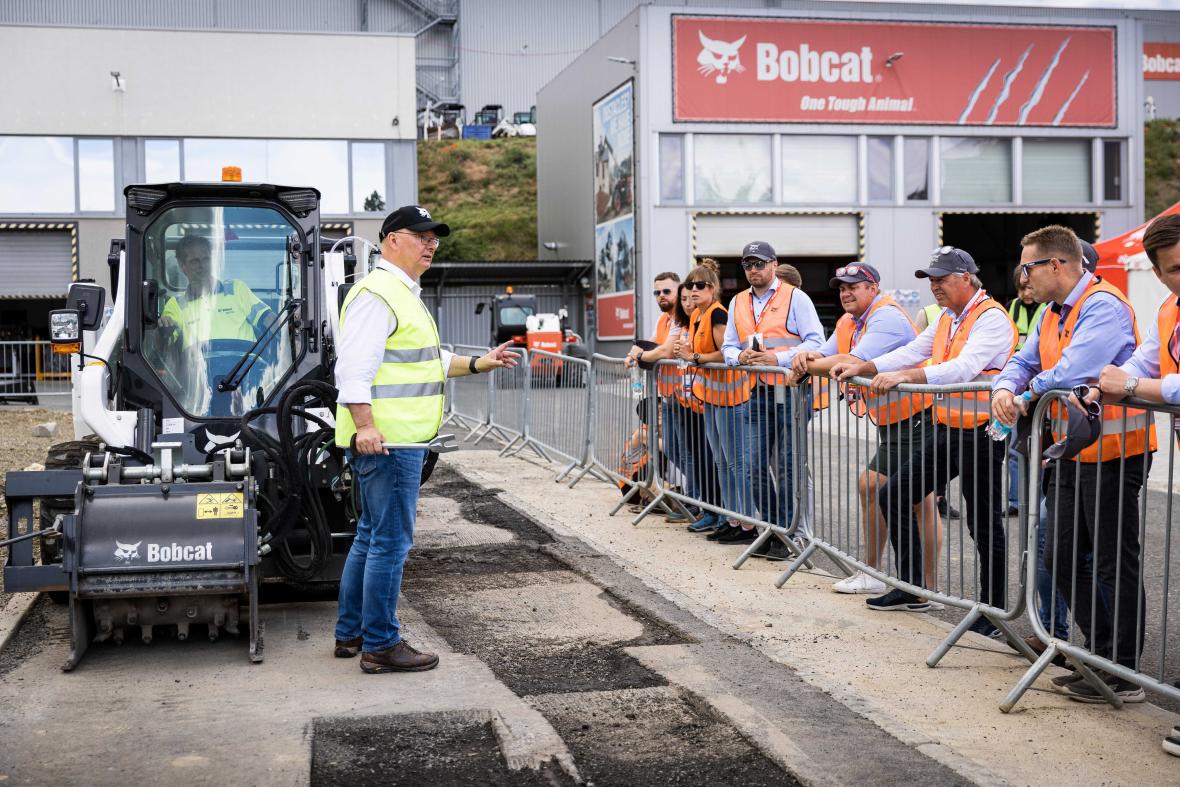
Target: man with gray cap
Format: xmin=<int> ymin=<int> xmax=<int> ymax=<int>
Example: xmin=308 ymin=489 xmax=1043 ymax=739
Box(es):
xmin=333 ymin=205 xmax=518 ymax=673
xmin=716 ymin=240 xmax=824 ymax=554
xmin=833 ymin=247 xmax=1016 ymax=622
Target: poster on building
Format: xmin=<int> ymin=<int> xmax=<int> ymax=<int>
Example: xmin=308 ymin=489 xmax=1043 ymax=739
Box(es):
xmin=593 ymin=81 xmax=636 ymax=340
xmin=1144 ymin=43 xmax=1180 ymax=81
xmin=673 ymin=16 xmax=1116 ymax=127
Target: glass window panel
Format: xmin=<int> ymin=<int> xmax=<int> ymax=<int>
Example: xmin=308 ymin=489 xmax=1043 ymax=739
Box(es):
xmin=184 ymin=138 xmax=268 ymax=183
xmin=351 ymin=142 xmax=386 ymax=213
xmin=781 ymin=136 xmax=856 ymax=203
xmin=183 ymin=139 xmax=349 ymax=214
xmin=145 ymin=139 xmax=181 ymax=182
xmin=78 ymin=138 xmax=115 ymax=212
xmin=939 ymin=138 xmax=1011 ymax=203
xmin=1022 ymin=139 xmax=1091 ymax=205
xmin=1103 ymin=140 xmax=1122 ymax=202
xmin=659 ymin=134 xmax=684 ymax=203
xmin=867 ymin=136 xmax=893 ymax=203
xmin=693 ymin=135 xmax=771 ymax=204
xmin=0 ymin=136 xmax=74 ymax=213
xmin=904 ymin=138 xmax=929 ymax=201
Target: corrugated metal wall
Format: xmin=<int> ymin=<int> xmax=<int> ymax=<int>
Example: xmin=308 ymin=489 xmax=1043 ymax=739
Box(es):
xmin=425 ymin=286 xmax=577 ymax=347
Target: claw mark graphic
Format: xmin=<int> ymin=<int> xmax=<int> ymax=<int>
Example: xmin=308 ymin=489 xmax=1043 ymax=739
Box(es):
xmin=985 ymin=45 xmax=1033 ymax=125
xmin=1019 ymin=37 xmax=1070 ymax=125
xmin=959 ymin=59 xmax=1000 ymax=124
xmin=1053 ymin=70 xmax=1090 ymax=126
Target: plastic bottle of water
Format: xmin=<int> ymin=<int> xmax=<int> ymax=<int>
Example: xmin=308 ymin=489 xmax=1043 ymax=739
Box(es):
xmin=630 ymin=366 xmax=644 ymax=399
xmin=987 ymin=391 xmax=1032 ymax=441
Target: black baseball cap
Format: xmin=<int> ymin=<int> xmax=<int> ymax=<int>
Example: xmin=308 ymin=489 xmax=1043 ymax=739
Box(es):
xmin=379 ymin=205 xmax=450 ymax=241
xmin=916 ymin=246 xmax=978 ymax=279
xmin=829 ymin=263 xmax=880 ymax=289
xmin=741 ymin=240 xmax=777 ymax=262
xmin=1080 ymin=239 xmax=1099 ymax=274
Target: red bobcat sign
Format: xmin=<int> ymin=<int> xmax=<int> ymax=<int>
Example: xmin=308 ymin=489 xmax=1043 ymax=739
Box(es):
xmin=673 ymin=16 xmax=1116 ymax=127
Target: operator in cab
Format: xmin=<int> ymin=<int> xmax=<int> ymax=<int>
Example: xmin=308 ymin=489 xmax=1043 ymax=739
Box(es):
xmin=159 ymin=235 xmax=274 ymax=344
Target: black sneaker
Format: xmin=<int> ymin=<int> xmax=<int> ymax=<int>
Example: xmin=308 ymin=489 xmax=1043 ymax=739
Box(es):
xmin=1005 ymin=504 xmax=1020 ymax=517
xmin=1163 ymin=725 xmax=1180 ymax=757
xmin=1064 ymin=671 xmax=1145 ymax=704
xmin=1051 ymin=671 xmax=1085 ymax=691
xmin=967 ymin=618 xmax=1003 ymax=640
xmin=936 ymin=497 xmax=960 ymax=520
xmin=761 ymin=539 xmax=796 ymax=562
xmin=866 ymin=589 xmax=931 ymax=612
xmin=717 ymin=527 xmax=758 ymax=544
xmin=706 ymin=524 xmax=737 ymax=542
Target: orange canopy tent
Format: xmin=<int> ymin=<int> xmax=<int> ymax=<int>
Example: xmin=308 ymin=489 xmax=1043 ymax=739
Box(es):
xmin=1094 ymin=202 xmax=1180 ymax=293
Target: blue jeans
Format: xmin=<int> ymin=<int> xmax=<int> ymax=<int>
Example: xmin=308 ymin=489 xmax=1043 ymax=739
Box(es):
xmin=704 ymin=402 xmax=751 ymax=520
xmin=336 ymin=448 xmax=427 ymax=652
xmin=662 ymin=398 xmax=696 ymax=499
xmin=1035 ymin=498 xmax=1070 ymax=638
xmin=1006 ymin=444 xmax=1020 ymax=510
xmin=742 ymin=385 xmax=794 ymax=529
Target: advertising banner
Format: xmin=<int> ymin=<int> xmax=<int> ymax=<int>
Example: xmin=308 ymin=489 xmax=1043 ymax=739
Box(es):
xmin=673 ymin=16 xmax=1116 ymax=127
xmin=1144 ymin=43 xmax=1180 ymax=81
xmin=593 ymin=81 xmax=637 ymax=340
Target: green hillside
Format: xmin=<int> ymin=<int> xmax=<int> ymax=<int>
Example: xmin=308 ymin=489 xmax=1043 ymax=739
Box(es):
xmin=418 ymin=137 xmax=537 ymax=261
xmin=1145 ymin=119 xmax=1180 ymax=219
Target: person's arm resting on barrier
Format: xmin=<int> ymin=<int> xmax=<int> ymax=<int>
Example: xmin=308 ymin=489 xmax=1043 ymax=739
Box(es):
xmin=839 ymin=320 xmax=939 ymax=391
xmin=449 ymin=342 xmax=519 ymax=377
xmin=773 ymin=289 xmax=825 ymax=367
xmin=1099 ymin=312 xmax=1178 ymax=405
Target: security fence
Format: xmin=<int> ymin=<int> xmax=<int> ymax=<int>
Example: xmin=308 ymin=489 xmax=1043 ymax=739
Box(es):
xmin=0 ymin=340 xmax=72 ymax=403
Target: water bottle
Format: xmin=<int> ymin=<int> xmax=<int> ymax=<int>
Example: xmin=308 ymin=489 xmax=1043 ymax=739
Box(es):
xmin=630 ymin=365 xmax=644 ymax=399
xmin=988 ymin=390 xmax=1032 ymax=441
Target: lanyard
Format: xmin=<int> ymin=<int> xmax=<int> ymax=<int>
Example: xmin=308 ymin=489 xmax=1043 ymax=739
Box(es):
xmin=748 ymin=284 xmax=783 ymax=332
xmin=942 ymin=289 xmax=988 ymax=359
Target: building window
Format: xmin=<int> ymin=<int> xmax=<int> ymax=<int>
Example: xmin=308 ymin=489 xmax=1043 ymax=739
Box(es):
xmin=1022 ymin=139 xmax=1091 ymax=205
xmin=867 ymin=137 xmax=893 ymax=203
xmin=183 ymin=138 xmax=350 ymax=214
xmin=78 ymin=138 xmax=115 ymax=213
xmin=1102 ymin=140 xmax=1123 ymax=202
xmin=903 ymin=138 xmax=929 ymax=202
xmin=351 ymin=142 xmax=386 ymax=213
xmin=0 ymin=136 xmax=75 ymax=214
xmin=693 ymin=135 xmax=772 ymax=204
xmin=940 ymin=137 xmax=1011 ymax=203
xmin=659 ymin=134 xmax=685 ymax=203
xmin=146 ymin=139 xmax=181 ymax=182
xmin=782 ymin=136 xmax=856 ymax=204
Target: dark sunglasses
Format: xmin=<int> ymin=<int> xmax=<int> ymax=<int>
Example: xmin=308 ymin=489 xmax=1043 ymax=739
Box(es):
xmin=741 ymin=258 xmax=771 ymax=271
xmin=1072 ymin=384 xmax=1102 ymax=417
xmin=1019 ymin=258 xmax=1055 ymax=277
xmin=684 ymin=280 xmax=711 ymax=290
xmin=652 ymin=288 xmax=674 ymax=297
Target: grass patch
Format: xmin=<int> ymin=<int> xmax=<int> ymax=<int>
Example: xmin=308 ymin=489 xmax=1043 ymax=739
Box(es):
xmin=418 ymin=137 xmax=537 ymax=260
xmin=1145 ymin=119 xmax=1180 ymax=220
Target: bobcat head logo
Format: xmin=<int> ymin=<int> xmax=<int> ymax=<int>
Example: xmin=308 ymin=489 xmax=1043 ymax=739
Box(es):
xmin=697 ymin=31 xmax=747 ymax=85
xmin=416 ymin=206 xmax=431 ymax=219
xmin=114 ymin=540 xmax=141 ymax=563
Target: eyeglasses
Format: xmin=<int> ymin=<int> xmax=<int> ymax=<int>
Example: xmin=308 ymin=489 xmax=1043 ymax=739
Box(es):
xmin=652 ymin=288 xmax=674 ymax=297
xmin=392 ymin=231 xmax=441 ymax=249
xmin=740 ymin=259 xmax=771 ymax=271
xmin=834 ymin=264 xmax=876 ymax=282
xmin=1019 ymin=257 xmax=1055 ymax=277
xmin=684 ymin=281 xmax=711 ymax=290
xmin=1072 ymin=384 xmax=1102 ymax=416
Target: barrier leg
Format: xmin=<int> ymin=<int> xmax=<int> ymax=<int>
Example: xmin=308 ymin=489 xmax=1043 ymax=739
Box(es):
xmin=990 ymin=614 xmax=1039 ymax=663
xmin=773 ymin=540 xmax=820 ymax=587
xmin=999 ymin=644 xmax=1060 ymax=713
xmin=554 ymin=460 xmax=577 ymax=481
xmin=926 ymin=607 xmax=981 ymax=668
xmin=733 ymin=526 xmax=774 ymax=569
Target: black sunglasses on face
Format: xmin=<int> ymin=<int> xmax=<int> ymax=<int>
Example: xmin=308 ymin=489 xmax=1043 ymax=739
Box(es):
xmin=652 ymin=288 xmax=674 ymax=296
xmin=684 ymin=281 xmax=711 ymax=290
xmin=1019 ymin=258 xmax=1055 ymax=277
xmin=741 ymin=258 xmax=771 ymax=271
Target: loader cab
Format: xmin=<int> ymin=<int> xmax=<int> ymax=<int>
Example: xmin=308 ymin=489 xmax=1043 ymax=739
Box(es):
xmin=490 ymin=293 xmax=537 ymax=345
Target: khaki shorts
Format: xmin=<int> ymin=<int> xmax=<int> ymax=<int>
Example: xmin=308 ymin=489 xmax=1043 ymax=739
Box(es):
xmin=865 ymin=408 xmax=934 ymax=477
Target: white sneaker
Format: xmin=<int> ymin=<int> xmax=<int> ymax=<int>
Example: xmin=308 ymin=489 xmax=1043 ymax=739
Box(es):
xmin=832 ymin=571 xmax=887 ymax=595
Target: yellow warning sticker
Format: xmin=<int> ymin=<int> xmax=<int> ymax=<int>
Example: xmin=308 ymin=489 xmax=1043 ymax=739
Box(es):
xmin=196 ymin=492 xmax=245 ymax=520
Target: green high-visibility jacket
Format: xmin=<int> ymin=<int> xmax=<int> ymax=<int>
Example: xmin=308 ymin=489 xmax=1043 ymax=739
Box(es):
xmin=1007 ymin=298 xmax=1047 ymax=350
xmin=161 ymin=280 xmax=272 ymax=344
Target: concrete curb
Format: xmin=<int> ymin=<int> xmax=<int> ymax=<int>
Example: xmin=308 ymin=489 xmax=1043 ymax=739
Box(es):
xmin=0 ymin=592 xmax=40 ymax=653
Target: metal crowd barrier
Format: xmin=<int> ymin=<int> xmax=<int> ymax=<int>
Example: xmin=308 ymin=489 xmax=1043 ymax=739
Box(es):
xmin=774 ymin=374 xmax=1037 ymax=667
xmin=1001 ymin=391 xmax=1180 ymax=712
xmin=524 ymin=349 xmax=593 ymax=481
xmin=0 ymin=340 xmax=72 ymax=404
xmin=448 ymin=343 xmax=499 ymax=443
xmin=492 ymin=348 xmax=548 ymax=461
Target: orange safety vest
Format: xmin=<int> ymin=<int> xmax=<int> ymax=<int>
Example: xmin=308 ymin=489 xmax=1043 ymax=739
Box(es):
xmin=1160 ymin=296 xmax=1179 ymax=378
xmin=653 ymin=313 xmax=682 ymax=398
xmin=1039 ymin=278 xmax=1157 ymax=463
xmin=731 ymin=283 xmax=800 ymax=385
xmin=690 ymin=302 xmax=751 ymax=407
xmin=930 ymin=293 xmax=1016 ymax=429
xmin=827 ymin=296 xmax=933 ymax=426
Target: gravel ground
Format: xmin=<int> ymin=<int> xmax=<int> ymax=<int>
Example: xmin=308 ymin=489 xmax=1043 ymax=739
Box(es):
xmin=0 ymin=406 xmax=76 ymax=595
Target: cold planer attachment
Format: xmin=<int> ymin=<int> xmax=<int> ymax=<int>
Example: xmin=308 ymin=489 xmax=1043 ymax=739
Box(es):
xmin=58 ymin=439 xmax=260 ymax=670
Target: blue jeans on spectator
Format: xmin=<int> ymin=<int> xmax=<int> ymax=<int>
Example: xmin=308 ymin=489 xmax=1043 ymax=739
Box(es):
xmin=1035 ymin=497 xmax=1070 ymax=639
xmin=336 ymin=447 xmax=427 ymax=652
xmin=743 ymin=385 xmax=792 ymax=527
xmin=1006 ymin=444 xmax=1020 ymax=511
xmin=662 ymin=398 xmax=695 ymax=498
xmin=704 ymin=402 xmax=751 ymax=520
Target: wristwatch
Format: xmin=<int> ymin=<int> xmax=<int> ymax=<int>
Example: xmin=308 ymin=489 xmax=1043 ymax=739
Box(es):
xmin=469 ymin=356 xmax=481 ymax=375
xmin=1123 ymin=376 xmax=1139 ymax=396
xmin=692 ymin=352 xmax=701 ymax=364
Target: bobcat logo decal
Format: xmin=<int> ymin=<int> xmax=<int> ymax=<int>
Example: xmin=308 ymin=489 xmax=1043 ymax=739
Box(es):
xmin=113 ymin=540 xmax=142 ymax=563
xmin=697 ymin=31 xmax=747 ymax=84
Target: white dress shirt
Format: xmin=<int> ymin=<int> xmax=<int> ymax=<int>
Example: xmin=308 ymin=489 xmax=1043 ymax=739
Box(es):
xmin=873 ymin=288 xmax=1013 ymax=385
xmin=335 ymin=259 xmax=453 ymax=405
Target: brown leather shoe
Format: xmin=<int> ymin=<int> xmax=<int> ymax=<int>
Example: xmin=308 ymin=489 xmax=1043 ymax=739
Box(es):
xmin=1020 ymin=633 xmax=1066 ymax=667
xmin=360 ymin=640 xmax=440 ymax=673
xmin=334 ymin=636 xmax=363 ymax=658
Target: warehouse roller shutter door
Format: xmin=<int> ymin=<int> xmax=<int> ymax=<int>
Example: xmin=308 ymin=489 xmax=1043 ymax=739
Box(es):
xmin=0 ymin=230 xmax=73 ymax=298
xmin=694 ymin=213 xmax=861 ymax=258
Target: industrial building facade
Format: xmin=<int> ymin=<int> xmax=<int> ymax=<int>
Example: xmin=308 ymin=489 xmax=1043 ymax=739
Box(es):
xmin=538 ymin=3 xmax=1180 ymax=353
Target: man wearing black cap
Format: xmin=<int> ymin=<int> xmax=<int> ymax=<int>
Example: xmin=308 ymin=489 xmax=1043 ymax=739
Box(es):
xmin=333 ymin=205 xmax=518 ymax=674
xmin=792 ymin=263 xmax=941 ymax=595
xmin=833 ymin=247 xmax=1017 ymax=624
